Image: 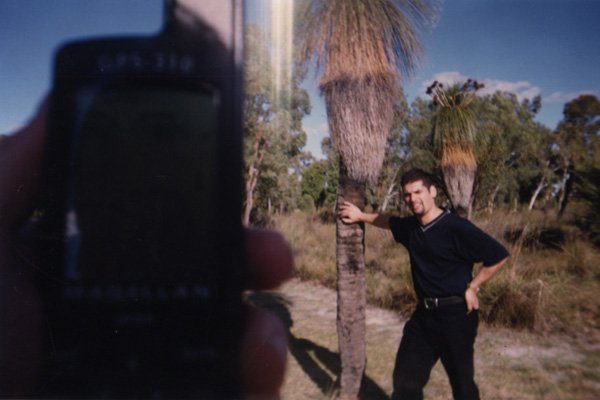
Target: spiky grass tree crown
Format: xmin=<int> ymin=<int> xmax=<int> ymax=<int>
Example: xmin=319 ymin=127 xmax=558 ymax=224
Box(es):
xmin=428 ymin=79 xmax=483 ymax=163
xmin=298 ymin=0 xmax=438 ymax=182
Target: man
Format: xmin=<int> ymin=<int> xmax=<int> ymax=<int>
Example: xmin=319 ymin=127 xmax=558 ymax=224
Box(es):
xmin=339 ymin=168 xmax=509 ymax=400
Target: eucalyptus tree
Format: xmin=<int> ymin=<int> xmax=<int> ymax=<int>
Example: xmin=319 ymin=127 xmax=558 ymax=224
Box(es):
xmin=404 ymin=97 xmax=436 ymax=172
xmin=427 ymin=79 xmax=482 ymax=218
xmin=552 ymin=94 xmax=600 ymax=217
xmin=472 ymin=92 xmax=552 ymax=212
xmin=577 ymin=166 xmax=600 ymax=246
xmin=563 ymin=95 xmax=600 ymax=244
xmin=301 ymin=160 xmax=329 ymax=209
xmin=297 ymin=1 xmax=437 ymax=397
xmin=243 ymin=24 xmax=310 ymax=225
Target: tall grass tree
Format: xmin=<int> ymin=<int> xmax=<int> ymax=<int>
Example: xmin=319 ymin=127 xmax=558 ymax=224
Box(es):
xmin=427 ymin=79 xmax=482 ymax=218
xmin=297 ymin=1 xmax=437 ymax=397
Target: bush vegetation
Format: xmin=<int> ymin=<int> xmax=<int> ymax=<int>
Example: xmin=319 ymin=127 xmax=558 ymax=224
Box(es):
xmin=274 ymin=208 xmax=600 ymax=337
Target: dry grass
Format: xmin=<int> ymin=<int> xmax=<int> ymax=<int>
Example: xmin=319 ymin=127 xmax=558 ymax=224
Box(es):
xmin=275 ymin=211 xmax=338 ymax=288
xmin=270 ymin=210 xmax=600 ymax=399
xmin=274 ymin=209 xmax=600 ymax=337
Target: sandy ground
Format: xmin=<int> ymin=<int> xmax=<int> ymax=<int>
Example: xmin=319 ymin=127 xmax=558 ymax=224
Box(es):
xmin=247 ymin=278 xmax=600 ymax=400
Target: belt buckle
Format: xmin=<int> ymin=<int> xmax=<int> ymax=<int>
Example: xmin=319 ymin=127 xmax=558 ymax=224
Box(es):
xmin=424 ymin=298 xmax=438 ymax=310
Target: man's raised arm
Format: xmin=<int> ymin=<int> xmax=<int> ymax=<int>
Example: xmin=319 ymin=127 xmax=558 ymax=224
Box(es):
xmin=338 ymin=201 xmax=391 ymax=229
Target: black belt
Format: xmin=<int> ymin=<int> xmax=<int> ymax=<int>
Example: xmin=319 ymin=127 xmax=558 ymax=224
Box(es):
xmin=420 ymin=296 xmax=464 ymax=310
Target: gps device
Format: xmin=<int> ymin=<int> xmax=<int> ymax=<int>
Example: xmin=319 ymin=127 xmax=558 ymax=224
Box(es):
xmin=35 ymin=2 xmax=244 ymax=398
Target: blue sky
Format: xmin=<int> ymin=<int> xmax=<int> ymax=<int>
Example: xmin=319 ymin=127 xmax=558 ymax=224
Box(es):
xmin=302 ymin=0 xmax=600 ymax=158
xmin=2 ymin=0 xmax=599 ymax=160
xmin=0 ymin=0 xmax=163 ymax=134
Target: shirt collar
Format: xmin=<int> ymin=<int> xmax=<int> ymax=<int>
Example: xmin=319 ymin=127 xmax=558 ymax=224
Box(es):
xmin=420 ymin=208 xmax=450 ymax=232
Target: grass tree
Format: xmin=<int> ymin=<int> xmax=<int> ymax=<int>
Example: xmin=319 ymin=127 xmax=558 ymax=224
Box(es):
xmin=427 ymin=79 xmax=482 ymax=218
xmin=297 ymin=1 xmax=436 ymax=397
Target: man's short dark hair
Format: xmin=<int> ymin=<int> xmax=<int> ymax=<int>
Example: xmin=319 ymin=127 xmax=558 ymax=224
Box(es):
xmin=400 ymin=168 xmax=435 ymax=189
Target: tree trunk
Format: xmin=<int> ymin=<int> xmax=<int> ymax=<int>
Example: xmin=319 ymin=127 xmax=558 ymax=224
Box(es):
xmin=528 ymin=176 xmax=546 ymax=211
xmin=379 ymin=170 xmax=399 ymax=213
xmin=442 ymin=162 xmax=476 ymax=219
xmin=557 ymin=167 xmax=573 ymax=217
xmin=485 ymin=184 xmax=500 ymax=214
xmin=242 ymin=164 xmax=259 ymax=226
xmin=336 ymin=164 xmax=367 ymax=399
xmin=242 ymin=133 xmax=266 ymax=226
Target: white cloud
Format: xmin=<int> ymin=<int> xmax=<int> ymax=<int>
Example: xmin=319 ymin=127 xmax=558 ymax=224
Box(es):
xmin=420 ymin=72 xmax=599 ymax=108
xmin=420 ymin=71 xmax=542 ymax=102
xmin=418 ymin=71 xmax=466 ymax=93
xmin=544 ymin=90 xmax=596 ymax=103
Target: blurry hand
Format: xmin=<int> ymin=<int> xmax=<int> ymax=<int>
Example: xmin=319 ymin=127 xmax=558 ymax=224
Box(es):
xmin=0 ymin=98 xmax=293 ymax=398
xmin=0 ymin=99 xmax=47 ymax=397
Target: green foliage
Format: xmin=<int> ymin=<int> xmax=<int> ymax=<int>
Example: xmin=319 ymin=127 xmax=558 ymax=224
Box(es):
xmin=472 ymin=92 xmax=553 ymax=211
xmin=403 ymin=97 xmax=436 ymax=171
xmin=551 ymin=94 xmax=600 ymax=217
xmin=298 ymin=193 xmax=315 ymax=213
xmin=307 ymin=137 xmax=339 ymax=210
xmin=243 ymin=24 xmax=311 ymax=224
xmin=577 ymin=166 xmax=600 ymax=246
xmin=301 ymin=161 xmax=328 ymax=208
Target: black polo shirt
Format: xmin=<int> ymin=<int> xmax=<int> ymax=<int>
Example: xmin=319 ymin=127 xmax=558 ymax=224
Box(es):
xmin=389 ymin=209 xmax=509 ymax=299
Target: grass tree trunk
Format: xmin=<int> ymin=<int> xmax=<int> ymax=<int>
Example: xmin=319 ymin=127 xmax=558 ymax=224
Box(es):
xmin=429 ymin=81 xmax=482 ymax=219
xmin=324 ymin=76 xmax=394 ymax=398
xmin=441 ymin=147 xmax=476 ymax=218
xmin=298 ymin=0 xmax=437 ymax=395
xmin=335 ymin=163 xmax=366 ymax=399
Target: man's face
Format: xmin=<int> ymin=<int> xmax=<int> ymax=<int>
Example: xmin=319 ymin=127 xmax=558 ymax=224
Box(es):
xmin=402 ymin=180 xmax=437 ymax=216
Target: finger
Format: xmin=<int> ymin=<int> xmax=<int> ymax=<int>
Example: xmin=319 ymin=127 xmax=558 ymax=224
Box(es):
xmin=466 ymin=298 xmax=478 ymax=314
xmin=465 ymin=296 xmax=473 ymax=313
xmin=241 ymin=306 xmax=288 ymax=398
xmin=245 ymin=228 xmax=294 ymax=291
xmin=0 ymin=97 xmax=48 ymax=231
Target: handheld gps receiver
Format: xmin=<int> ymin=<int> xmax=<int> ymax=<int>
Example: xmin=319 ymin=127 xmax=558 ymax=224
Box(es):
xmin=35 ymin=1 xmax=244 ymax=397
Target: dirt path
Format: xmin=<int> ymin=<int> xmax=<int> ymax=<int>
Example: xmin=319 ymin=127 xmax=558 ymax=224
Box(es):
xmin=249 ymin=278 xmax=600 ymax=399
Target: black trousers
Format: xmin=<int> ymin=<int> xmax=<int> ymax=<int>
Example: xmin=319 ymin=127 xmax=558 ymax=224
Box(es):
xmin=391 ymin=302 xmax=479 ymax=400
